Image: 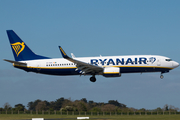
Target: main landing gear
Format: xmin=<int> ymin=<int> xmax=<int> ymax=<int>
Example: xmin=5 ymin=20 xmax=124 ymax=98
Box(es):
xmin=160 ymin=74 xmax=164 ymax=79
xmin=90 ymin=75 xmax=96 ymax=82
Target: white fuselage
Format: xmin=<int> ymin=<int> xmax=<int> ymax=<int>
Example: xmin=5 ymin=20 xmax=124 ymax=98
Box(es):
xmin=14 ymin=55 xmax=179 ymax=76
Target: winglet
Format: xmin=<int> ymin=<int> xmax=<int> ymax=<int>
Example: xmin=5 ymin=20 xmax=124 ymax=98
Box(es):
xmin=71 ymin=53 xmax=76 ymax=58
xmin=59 ymin=46 xmax=69 ymax=58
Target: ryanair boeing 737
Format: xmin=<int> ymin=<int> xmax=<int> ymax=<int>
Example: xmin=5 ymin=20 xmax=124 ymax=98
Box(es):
xmin=4 ymin=30 xmax=179 ymax=82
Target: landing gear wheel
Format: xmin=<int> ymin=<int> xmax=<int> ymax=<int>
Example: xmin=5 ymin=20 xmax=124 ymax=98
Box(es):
xmin=160 ymin=74 xmax=164 ymax=79
xmin=90 ymin=77 xmax=96 ymax=82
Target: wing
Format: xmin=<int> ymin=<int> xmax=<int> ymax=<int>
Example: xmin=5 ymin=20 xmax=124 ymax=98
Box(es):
xmin=59 ymin=46 xmax=103 ymax=74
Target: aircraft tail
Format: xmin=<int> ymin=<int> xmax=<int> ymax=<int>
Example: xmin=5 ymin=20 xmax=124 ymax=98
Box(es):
xmin=6 ymin=30 xmax=50 ymax=61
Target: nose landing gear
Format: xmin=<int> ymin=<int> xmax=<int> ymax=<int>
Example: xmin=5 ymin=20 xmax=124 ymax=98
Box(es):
xmin=160 ymin=71 xmax=169 ymax=79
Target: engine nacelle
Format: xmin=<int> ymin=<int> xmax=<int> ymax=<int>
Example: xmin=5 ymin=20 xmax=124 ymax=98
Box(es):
xmin=103 ymin=67 xmax=121 ymax=77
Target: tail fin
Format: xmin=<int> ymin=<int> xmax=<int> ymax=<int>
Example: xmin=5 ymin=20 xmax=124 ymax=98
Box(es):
xmin=7 ymin=30 xmax=50 ymax=61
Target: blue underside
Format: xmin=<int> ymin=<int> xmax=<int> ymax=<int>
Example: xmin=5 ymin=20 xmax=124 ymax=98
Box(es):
xmin=15 ymin=66 xmax=171 ymax=76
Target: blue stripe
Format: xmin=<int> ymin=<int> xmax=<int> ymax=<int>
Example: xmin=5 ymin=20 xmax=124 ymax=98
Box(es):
xmin=120 ymin=67 xmax=170 ymax=73
xmin=14 ymin=66 xmax=171 ymax=76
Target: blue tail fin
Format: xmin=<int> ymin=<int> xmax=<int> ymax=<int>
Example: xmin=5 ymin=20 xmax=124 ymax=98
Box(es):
xmin=7 ymin=30 xmax=50 ymax=61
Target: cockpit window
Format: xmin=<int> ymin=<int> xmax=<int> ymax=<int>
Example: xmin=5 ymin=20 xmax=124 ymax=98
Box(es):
xmin=165 ymin=59 xmax=172 ymax=61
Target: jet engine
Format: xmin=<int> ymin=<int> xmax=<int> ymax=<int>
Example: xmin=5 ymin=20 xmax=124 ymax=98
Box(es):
xmin=103 ymin=67 xmax=121 ymax=77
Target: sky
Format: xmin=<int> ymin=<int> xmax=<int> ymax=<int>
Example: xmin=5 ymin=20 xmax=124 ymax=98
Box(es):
xmin=0 ymin=0 xmax=180 ymax=110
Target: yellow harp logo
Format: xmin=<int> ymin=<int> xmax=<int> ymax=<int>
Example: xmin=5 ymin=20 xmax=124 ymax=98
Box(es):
xmin=11 ymin=42 xmax=25 ymax=57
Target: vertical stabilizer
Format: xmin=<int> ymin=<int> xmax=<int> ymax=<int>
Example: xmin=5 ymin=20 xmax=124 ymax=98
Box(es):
xmin=7 ymin=30 xmax=50 ymax=61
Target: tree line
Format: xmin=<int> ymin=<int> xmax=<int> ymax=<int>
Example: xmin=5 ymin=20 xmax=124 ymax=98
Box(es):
xmin=0 ymin=98 xmax=179 ymax=112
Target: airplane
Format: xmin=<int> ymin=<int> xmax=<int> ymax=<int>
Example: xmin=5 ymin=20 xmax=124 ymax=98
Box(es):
xmin=4 ymin=30 xmax=179 ymax=82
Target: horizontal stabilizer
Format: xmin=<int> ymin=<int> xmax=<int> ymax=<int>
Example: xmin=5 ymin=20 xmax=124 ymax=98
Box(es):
xmin=3 ymin=59 xmax=27 ymax=65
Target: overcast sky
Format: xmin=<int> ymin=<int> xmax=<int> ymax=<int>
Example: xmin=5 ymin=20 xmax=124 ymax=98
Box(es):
xmin=0 ymin=0 xmax=180 ymax=110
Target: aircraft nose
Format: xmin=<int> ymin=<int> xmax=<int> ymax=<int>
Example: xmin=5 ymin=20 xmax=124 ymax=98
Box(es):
xmin=173 ymin=61 xmax=179 ymax=68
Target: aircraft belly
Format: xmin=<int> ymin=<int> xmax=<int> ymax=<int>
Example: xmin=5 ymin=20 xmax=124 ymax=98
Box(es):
xmin=38 ymin=68 xmax=80 ymax=75
xmin=15 ymin=66 xmax=80 ymax=75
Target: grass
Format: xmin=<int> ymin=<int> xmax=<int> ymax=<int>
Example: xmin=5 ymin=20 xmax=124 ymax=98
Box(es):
xmin=0 ymin=114 xmax=180 ymax=120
